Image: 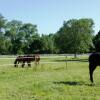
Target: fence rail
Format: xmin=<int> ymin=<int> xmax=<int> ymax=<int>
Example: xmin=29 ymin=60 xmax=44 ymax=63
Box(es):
xmin=0 ymin=54 xmax=89 ymax=69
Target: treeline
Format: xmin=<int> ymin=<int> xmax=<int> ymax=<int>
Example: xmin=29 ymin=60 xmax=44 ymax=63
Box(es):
xmin=0 ymin=14 xmax=99 ymax=55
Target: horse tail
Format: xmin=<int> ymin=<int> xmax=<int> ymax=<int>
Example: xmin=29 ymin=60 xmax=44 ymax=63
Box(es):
xmin=89 ymin=62 xmax=97 ymax=83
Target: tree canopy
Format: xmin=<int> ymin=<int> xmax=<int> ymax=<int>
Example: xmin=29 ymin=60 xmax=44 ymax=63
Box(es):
xmin=54 ymin=18 xmax=94 ymax=55
xmin=93 ymin=30 xmax=100 ymax=52
xmin=0 ymin=14 xmax=98 ymax=55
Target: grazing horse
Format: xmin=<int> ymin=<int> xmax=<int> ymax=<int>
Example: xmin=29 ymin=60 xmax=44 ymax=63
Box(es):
xmin=89 ymin=53 xmax=100 ymax=83
xmin=14 ymin=55 xmax=40 ymax=67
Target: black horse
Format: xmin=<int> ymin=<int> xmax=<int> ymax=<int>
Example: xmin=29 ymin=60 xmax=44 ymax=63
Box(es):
xmin=89 ymin=53 xmax=100 ymax=83
xmin=14 ymin=55 xmax=40 ymax=67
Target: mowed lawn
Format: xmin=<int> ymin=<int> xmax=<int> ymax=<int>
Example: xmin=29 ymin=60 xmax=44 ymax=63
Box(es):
xmin=0 ymin=55 xmax=100 ymax=100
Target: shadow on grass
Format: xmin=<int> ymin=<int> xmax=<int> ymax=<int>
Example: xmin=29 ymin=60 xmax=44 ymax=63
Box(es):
xmin=53 ymin=81 xmax=93 ymax=86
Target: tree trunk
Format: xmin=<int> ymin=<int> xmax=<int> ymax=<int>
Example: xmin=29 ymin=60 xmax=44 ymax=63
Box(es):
xmin=74 ymin=53 xmax=77 ymax=58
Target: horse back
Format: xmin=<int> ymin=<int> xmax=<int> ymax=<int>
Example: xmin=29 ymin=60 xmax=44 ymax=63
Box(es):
xmin=89 ymin=53 xmax=100 ymax=65
xmin=15 ymin=55 xmax=37 ymax=62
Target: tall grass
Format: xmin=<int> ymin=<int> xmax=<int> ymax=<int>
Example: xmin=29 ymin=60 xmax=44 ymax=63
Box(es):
xmin=0 ymin=55 xmax=100 ymax=100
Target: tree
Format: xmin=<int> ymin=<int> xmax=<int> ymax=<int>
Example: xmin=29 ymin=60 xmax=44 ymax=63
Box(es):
xmin=41 ymin=34 xmax=56 ymax=53
xmin=29 ymin=38 xmax=43 ymax=54
xmin=93 ymin=30 xmax=100 ymax=52
xmin=55 ymin=18 xmax=94 ymax=57
xmin=0 ymin=14 xmax=8 ymax=54
xmin=5 ymin=20 xmax=23 ymax=54
xmin=5 ymin=21 xmax=39 ymax=54
xmin=0 ymin=14 xmax=6 ymax=32
xmin=0 ymin=14 xmax=40 ymax=54
xmin=20 ymin=23 xmax=39 ymax=54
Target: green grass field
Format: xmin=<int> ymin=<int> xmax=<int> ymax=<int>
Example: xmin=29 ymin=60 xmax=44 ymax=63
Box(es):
xmin=0 ymin=55 xmax=100 ymax=100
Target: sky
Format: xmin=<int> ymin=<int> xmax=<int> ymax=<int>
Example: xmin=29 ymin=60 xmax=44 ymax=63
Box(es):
xmin=0 ymin=0 xmax=100 ymax=35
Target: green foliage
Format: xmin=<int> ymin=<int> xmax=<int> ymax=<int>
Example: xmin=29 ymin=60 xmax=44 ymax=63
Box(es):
xmin=93 ymin=30 xmax=100 ymax=52
xmin=19 ymin=23 xmax=39 ymax=54
xmin=29 ymin=38 xmax=43 ymax=54
xmin=0 ymin=14 xmax=6 ymax=30
xmin=55 ymin=18 xmax=94 ymax=54
xmin=5 ymin=20 xmax=39 ymax=54
xmin=0 ymin=14 xmax=97 ymax=54
xmin=41 ymin=34 xmax=56 ymax=53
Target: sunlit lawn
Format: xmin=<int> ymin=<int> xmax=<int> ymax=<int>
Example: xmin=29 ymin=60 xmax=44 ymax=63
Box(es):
xmin=0 ymin=55 xmax=100 ymax=100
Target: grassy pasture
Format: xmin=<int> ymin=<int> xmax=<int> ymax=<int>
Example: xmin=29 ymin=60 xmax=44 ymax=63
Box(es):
xmin=0 ymin=55 xmax=100 ymax=100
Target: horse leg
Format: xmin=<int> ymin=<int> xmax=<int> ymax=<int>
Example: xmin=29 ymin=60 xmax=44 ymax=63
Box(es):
xmin=89 ymin=63 xmax=97 ymax=83
xmin=35 ymin=61 xmax=37 ymax=66
xmin=17 ymin=61 xmax=20 ymax=67
xmin=22 ymin=61 xmax=25 ymax=68
xmin=37 ymin=61 xmax=39 ymax=65
xmin=14 ymin=59 xmax=18 ymax=67
xmin=27 ymin=61 xmax=31 ymax=67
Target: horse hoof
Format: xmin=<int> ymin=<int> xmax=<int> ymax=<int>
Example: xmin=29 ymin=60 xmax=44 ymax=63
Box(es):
xmin=89 ymin=82 xmax=96 ymax=86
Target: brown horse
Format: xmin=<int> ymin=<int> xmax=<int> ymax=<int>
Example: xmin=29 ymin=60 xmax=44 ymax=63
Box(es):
xmin=89 ymin=53 xmax=100 ymax=83
xmin=14 ymin=55 xmax=40 ymax=67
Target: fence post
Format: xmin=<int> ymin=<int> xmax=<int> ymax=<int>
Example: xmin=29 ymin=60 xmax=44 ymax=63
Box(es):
xmin=65 ymin=55 xmax=67 ymax=69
